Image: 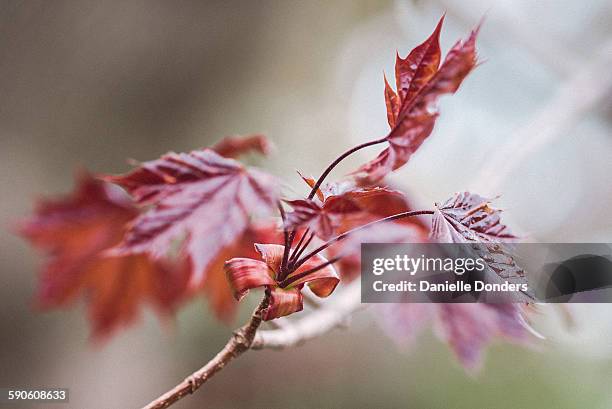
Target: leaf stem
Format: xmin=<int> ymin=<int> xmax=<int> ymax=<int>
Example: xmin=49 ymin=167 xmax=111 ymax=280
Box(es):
xmin=278 ymin=255 xmax=342 ymax=288
xmin=279 ymin=137 xmax=388 ymax=280
xmin=278 ymin=202 xmax=291 ymax=273
xmin=292 ymin=209 xmax=434 ymax=270
xmin=289 ymin=228 xmax=310 ymax=261
xmin=307 ymin=137 xmax=387 ymax=199
xmin=288 ymin=230 xmax=315 ymax=267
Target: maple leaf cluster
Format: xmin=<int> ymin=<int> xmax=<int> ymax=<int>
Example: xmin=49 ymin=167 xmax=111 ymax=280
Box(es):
xmin=18 ymin=139 xmax=281 ymax=337
xmin=17 ymin=17 xmax=535 ymax=368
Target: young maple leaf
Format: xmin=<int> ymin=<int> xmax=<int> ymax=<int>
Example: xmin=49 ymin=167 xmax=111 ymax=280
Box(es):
xmin=17 ymin=173 xmax=188 ymax=338
xmin=104 ymin=148 xmax=279 ymax=287
xmin=331 ymin=187 xmax=425 ymax=231
xmin=354 ymin=16 xmax=479 ymax=183
xmin=284 ymin=195 xmax=361 ymax=240
xmin=380 ymin=303 xmax=535 ymax=370
xmin=286 ymin=177 xmax=430 ymax=279
xmin=200 ymin=221 xmax=283 ymax=322
xmin=431 ymin=191 xmax=534 ymax=302
xmin=289 ymin=173 xmax=421 ymax=237
xmin=106 ymin=134 xmax=280 ymax=324
xmin=224 ymin=244 xmax=339 ymax=320
xmin=431 ymin=191 xmax=516 ymax=243
xmin=326 ymin=187 xmax=430 ymax=280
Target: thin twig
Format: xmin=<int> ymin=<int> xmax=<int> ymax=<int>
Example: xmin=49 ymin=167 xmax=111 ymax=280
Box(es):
xmin=252 ymin=280 xmax=363 ymax=350
xmin=141 ymin=293 xmax=270 ymax=409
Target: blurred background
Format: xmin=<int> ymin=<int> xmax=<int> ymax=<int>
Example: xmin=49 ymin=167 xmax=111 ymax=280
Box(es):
xmin=2 ymin=0 xmax=612 ymax=408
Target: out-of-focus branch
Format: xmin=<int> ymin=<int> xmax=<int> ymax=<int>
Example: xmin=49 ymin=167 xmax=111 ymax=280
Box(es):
xmin=141 ymin=282 xmax=364 ymax=409
xmin=140 ymin=294 xmax=270 ymax=409
xmin=252 ymin=280 xmax=363 ymax=350
xmin=474 ymin=39 xmax=612 ymax=193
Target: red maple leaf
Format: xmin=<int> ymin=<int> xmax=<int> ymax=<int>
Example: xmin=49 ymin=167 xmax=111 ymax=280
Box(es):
xmin=105 ymin=149 xmax=279 ymax=288
xmin=354 ymin=17 xmax=479 ymax=183
xmin=322 ymin=186 xmax=430 ymax=280
xmin=431 ymin=191 xmax=517 ymax=243
xmin=17 ymin=173 xmax=188 ymax=338
xmin=210 ymin=133 xmax=272 ymax=158
xmin=283 ymin=195 xmax=361 ymax=240
xmin=188 ymin=134 xmax=284 ymax=321
xmin=430 ymin=191 xmax=533 ymax=302
xmin=288 ymin=174 xmax=423 ymax=239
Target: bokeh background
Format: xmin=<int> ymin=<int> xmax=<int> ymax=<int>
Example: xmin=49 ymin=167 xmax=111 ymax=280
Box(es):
xmin=2 ymin=1 xmax=612 ymax=408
